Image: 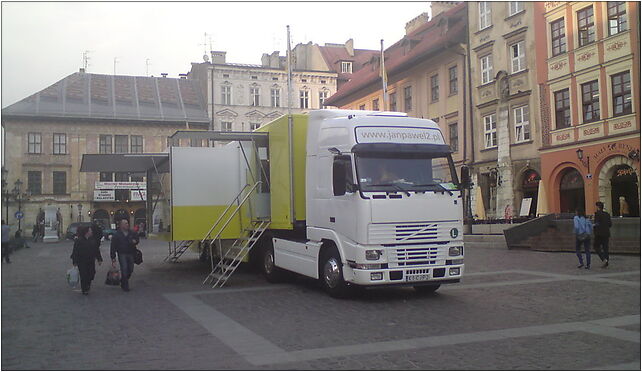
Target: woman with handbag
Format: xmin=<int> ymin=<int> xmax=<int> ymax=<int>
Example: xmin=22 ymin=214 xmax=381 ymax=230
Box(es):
xmin=573 ymin=208 xmax=593 ymax=269
xmin=70 ymin=225 xmax=103 ymax=295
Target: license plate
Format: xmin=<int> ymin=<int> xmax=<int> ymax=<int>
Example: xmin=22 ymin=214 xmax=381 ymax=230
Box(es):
xmin=406 ymin=274 xmax=431 ymax=282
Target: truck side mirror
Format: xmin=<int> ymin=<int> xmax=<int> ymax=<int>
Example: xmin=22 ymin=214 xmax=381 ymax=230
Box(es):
xmin=333 ymin=159 xmax=347 ymax=196
xmin=460 ymin=165 xmax=471 ymax=188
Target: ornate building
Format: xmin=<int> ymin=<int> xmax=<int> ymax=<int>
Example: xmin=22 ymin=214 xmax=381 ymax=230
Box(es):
xmin=535 ymin=1 xmax=640 ymax=216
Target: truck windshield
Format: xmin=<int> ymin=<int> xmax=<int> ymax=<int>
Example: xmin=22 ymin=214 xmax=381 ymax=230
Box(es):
xmin=355 ymin=153 xmax=457 ymax=193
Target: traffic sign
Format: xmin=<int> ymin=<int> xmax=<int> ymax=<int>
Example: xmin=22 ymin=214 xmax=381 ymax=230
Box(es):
xmin=14 ymin=211 xmax=24 ymax=220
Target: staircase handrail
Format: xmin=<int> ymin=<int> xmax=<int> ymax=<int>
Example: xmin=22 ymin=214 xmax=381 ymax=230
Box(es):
xmin=200 ymin=181 xmax=262 ymax=245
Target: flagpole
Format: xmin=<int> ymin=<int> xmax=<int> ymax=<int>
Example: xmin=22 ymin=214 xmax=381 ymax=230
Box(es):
xmin=287 ymin=25 xmax=293 ymax=116
xmin=380 ymin=39 xmax=388 ymax=111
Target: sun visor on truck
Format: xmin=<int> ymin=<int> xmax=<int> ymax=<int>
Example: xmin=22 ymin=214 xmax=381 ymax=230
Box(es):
xmin=351 ymin=143 xmax=453 ymax=155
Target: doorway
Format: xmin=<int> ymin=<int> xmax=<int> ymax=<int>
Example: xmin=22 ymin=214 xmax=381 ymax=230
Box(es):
xmin=559 ymin=168 xmax=585 ymax=213
xmin=610 ymin=165 xmax=639 ymax=217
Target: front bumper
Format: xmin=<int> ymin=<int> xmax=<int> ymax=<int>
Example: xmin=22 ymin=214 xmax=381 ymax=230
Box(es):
xmin=345 ymin=264 xmax=464 ymax=286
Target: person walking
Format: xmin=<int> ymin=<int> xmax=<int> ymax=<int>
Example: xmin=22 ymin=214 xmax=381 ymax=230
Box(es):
xmin=2 ymin=220 xmax=11 ymax=263
xmin=573 ymin=208 xmax=593 ymax=269
xmin=110 ymin=219 xmax=139 ymax=292
xmin=70 ymin=225 xmax=103 ymax=295
xmin=593 ymin=201 xmax=612 ymax=268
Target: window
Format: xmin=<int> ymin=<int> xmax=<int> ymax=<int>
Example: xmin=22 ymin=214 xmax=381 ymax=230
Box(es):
xmin=430 ymin=74 xmax=439 ymax=102
xmin=449 ymin=123 xmax=458 ymax=152
xmin=554 ymin=89 xmax=571 ymax=129
xmin=612 ymin=71 xmax=632 ymax=116
xmin=449 ymin=66 xmax=458 ymax=95
xmin=28 ymin=132 xmax=41 ymax=154
xmin=508 ymin=1 xmax=524 ymax=16
xmin=221 ymin=85 xmax=231 ymax=105
xmin=608 ymin=2 xmax=627 ymax=35
xmin=479 ymin=2 xmax=492 ymax=30
xmin=551 ymin=18 xmax=566 ymax=56
xmin=359 ymin=104 xmax=366 ymax=110
xmin=581 ymin=80 xmax=600 ymax=123
xmin=514 ymin=105 xmax=531 ymax=142
xmin=53 ymin=171 xmax=66 ymax=195
xmin=130 ymin=135 xmax=143 ymax=153
xmin=114 ymin=135 xmax=128 ymax=153
xmin=271 ymin=88 xmax=280 ymax=107
xmin=53 ymin=133 xmax=66 ymax=155
xmin=372 ymin=98 xmax=379 ymax=111
xmin=510 ymin=41 xmax=526 ymax=73
xmin=130 ymin=173 xmax=144 ymax=182
xmin=250 ymin=122 xmax=261 ymax=131
xmin=577 ymin=6 xmax=595 ymax=47
xmin=481 ymin=55 xmax=493 ymax=84
xmin=404 ymin=86 xmax=412 ymax=111
xmin=341 ymin=61 xmax=353 ymax=73
xmin=100 ymin=172 xmax=113 ymax=182
xmin=299 ymin=90 xmax=309 ymax=109
xmin=221 ymin=121 xmax=233 ymax=132
xmin=319 ymin=91 xmax=329 ymax=108
xmin=28 ymin=171 xmax=41 ymax=195
xmin=99 ymin=135 xmax=112 ymax=154
xmin=250 ymin=87 xmax=260 ymax=106
xmin=484 ymin=114 xmax=497 ymax=148
xmin=390 ymin=92 xmax=397 ymax=111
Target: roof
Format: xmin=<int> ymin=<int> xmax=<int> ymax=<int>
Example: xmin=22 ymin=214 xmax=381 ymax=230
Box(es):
xmin=325 ymin=3 xmax=467 ymax=106
xmin=2 ymin=72 xmax=210 ymax=124
xmin=318 ymin=45 xmax=379 ymax=83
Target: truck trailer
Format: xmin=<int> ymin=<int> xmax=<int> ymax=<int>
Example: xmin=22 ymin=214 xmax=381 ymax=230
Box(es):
xmin=81 ymin=109 xmax=465 ymax=297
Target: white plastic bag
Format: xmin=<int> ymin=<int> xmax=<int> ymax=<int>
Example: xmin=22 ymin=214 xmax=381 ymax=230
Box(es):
xmin=67 ymin=266 xmax=79 ymax=288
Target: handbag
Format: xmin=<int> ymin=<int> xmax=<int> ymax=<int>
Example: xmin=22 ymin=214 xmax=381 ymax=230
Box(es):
xmin=67 ymin=266 xmax=79 ymax=288
xmin=105 ymin=267 xmax=121 ymax=286
xmin=134 ymin=248 xmax=143 ymax=265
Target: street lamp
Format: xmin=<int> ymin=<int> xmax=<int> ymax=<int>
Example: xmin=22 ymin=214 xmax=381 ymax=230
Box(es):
xmin=77 ymin=204 xmax=83 ymax=222
xmin=576 ymin=148 xmax=590 ymax=173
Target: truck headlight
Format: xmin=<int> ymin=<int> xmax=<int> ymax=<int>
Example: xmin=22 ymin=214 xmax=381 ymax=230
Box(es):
xmin=449 ymin=246 xmax=463 ymax=256
xmin=365 ymin=250 xmax=382 ymax=260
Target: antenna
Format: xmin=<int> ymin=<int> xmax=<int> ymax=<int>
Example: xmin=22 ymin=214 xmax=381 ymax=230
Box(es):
xmin=113 ymin=57 xmax=119 ymax=75
xmin=145 ymin=58 xmax=151 ymax=76
xmin=200 ymin=32 xmax=210 ymax=62
xmin=82 ymin=50 xmax=92 ymax=71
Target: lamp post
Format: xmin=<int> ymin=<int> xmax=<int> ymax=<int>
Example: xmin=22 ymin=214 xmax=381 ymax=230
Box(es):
xmin=13 ymin=179 xmax=24 ymax=232
xmin=576 ymin=148 xmax=590 ymax=173
xmin=77 ymin=204 xmax=83 ymax=222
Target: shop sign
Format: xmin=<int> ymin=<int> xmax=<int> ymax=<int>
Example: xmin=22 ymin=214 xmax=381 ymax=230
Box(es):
xmin=615 ymin=167 xmax=635 ymax=177
xmin=95 ymin=182 xmax=146 ymax=190
xmin=592 ymin=142 xmax=641 ymax=165
xmin=519 ymin=198 xmax=532 ymax=217
xmin=130 ymin=190 xmax=147 ymax=201
xmin=94 ymin=190 xmax=115 ymax=201
xmin=522 ymin=170 xmax=540 ymax=188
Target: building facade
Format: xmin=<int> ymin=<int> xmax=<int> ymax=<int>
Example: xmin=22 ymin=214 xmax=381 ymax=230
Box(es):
xmin=468 ymin=1 xmax=543 ymax=219
xmin=325 ymin=3 xmax=470 ymax=174
xmin=535 ymin=1 xmax=640 ymax=216
xmin=1 ymin=70 xmax=210 ymax=237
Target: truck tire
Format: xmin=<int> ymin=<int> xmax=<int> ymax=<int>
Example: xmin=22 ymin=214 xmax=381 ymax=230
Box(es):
xmin=319 ymin=244 xmax=350 ymax=298
xmin=413 ymin=284 xmax=441 ymax=294
xmin=261 ymin=239 xmax=286 ymax=283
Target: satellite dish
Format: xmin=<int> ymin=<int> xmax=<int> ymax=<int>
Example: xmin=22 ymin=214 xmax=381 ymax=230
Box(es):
xmin=203 ymin=54 xmax=210 ymax=62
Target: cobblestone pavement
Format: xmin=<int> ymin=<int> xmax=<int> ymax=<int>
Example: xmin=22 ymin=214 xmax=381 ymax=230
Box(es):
xmin=2 ymin=238 xmax=640 ymax=370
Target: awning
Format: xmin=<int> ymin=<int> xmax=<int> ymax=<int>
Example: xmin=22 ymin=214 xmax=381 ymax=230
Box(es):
xmin=170 ymin=130 xmax=269 ymax=147
xmin=473 ymin=185 xmax=487 ymax=220
xmin=80 ymin=153 xmax=170 ymax=173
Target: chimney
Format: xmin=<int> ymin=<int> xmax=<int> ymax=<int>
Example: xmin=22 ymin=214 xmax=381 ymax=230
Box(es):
xmin=161 ymin=73 xmax=168 ymax=78
xmin=210 ymin=51 xmax=226 ymax=64
xmin=79 ymin=68 xmax=85 ymax=73
xmin=431 ymin=1 xmax=459 ymax=19
xmin=179 ymin=73 xmax=187 ymax=79
xmin=345 ymin=38 xmax=354 ymax=57
xmin=405 ymin=12 xmax=430 ymax=35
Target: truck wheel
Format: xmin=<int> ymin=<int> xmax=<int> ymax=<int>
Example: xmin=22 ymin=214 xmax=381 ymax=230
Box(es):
xmin=319 ymin=245 xmax=349 ymax=298
xmin=261 ymin=239 xmax=285 ymax=283
xmin=413 ymin=284 xmax=441 ymax=294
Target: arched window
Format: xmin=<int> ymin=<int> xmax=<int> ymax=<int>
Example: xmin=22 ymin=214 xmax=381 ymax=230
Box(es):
xmin=559 ymin=168 xmax=585 ymax=213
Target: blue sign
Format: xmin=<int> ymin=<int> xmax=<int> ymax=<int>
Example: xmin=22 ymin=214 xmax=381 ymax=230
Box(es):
xmin=14 ymin=211 xmax=24 ymax=220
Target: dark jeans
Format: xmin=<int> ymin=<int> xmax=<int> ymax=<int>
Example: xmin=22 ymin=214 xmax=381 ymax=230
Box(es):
xmin=594 ymin=235 xmax=610 ymax=262
xmin=1 ymin=242 xmax=11 ymax=263
xmin=575 ymin=237 xmax=591 ymax=266
xmin=118 ymin=253 xmax=135 ymax=290
xmin=78 ymin=263 xmax=95 ymax=293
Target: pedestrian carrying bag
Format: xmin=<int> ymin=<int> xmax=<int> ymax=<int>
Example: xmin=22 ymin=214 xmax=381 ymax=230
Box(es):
xmin=105 ymin=267 xmax=121 ymax=286
xmin=134 ymin=248 xmax=143 ymax=265
xmin=67 ymin=267 xmax=79 ymax=288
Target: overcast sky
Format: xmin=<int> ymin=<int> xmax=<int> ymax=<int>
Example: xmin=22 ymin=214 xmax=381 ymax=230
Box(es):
xmin=1 ymin=1 xmax=431 ymax=108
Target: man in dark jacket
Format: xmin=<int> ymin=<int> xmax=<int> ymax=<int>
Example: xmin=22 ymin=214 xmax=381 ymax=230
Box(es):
xmin=593 ymin=201 xmax=612 ymax=268
xmin=110 ymin=219 xmax=139 ymax=291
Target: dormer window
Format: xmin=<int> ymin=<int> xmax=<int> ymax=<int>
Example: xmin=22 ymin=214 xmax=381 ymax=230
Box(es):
xmin=341 ymin=61 xmax=353 ymax=74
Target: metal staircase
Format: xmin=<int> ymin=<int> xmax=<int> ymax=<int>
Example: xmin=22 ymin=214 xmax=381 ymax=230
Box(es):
xmin=201 ymin=181 xmax=270 ymax=287
xmin=164 ymin=240 xmax=194 ymax=263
